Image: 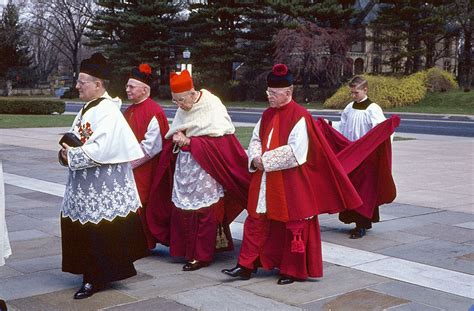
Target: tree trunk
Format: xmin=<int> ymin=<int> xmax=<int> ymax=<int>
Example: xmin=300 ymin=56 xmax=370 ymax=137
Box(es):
xmin=72 ymin=48 xmax=79 ymax=86
xmin=462 ymin=28 xmax=472 ymax=91
xmin=425 ymin=40 xmax=435 ymax=69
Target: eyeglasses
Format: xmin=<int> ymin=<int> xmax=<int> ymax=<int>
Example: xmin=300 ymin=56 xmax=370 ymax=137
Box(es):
xmin=266 ymin=89 xmax=286 ymax=97
xmin=126 ymin=84 xmax=145 ymax=90
xmin=171 ymin=93 xmax=192 ymax=105
xmin=171 ymin=97 xmax=186 ymax=105
xmin=76 ymin=80 xmax=95 ymax=86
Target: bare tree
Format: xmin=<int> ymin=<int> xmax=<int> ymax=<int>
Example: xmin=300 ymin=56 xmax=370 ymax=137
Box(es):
xmin=25 ymin=0 xmax=95 ymax=85
xmin=449 ymin=0 xmax=473 ymax=91
xmin=22 ymin=2 xmax=58 ymax=82
xmin=274 ymin=22 xmax=351 ymax=94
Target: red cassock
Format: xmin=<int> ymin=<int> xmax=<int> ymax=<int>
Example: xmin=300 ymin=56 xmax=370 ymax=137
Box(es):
xmin=124 ymin=97 xmax=169 ymax=248
xmin=146 ymin=134 xmax=250 ymax=248
xmin=239 ymin=101 xmax=399 ymax=280
xmin=241 ymin=101 xmax=364 ymax=279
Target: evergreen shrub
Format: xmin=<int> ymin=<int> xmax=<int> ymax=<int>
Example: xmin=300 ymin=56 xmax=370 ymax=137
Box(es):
xmin=324 ymin=74 xmax=426 ymax=109
xmin=0 ymin=99 xmax=65 ymax=114
xmin=425 ymin=68 xmax=458 ymax=92
xmin=157 ymin=85 xmax=172 ymax=100
xmin=206 ymin=81 xmax=247 ymax=102
xmin=60 ymin=88 xmax=79 ymax=99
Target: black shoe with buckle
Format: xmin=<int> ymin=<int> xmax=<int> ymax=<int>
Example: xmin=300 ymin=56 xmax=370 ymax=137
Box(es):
xmin=73 ymin=282 xmax=102 ymax=299
xmin=350 ymin=227 xmax=366 ymax=239
xmin=221 ymin=265 xmax=253 ymax=280
xmin=277 ymin=276 xmax=295 ymax=285
xmin=182 ymin=260 xmax=209 ymax=271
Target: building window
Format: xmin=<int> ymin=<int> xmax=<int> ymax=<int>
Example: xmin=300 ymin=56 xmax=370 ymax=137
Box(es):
xmin=354 ymin=58 xmax=364 ymax=74
xmin=351 ymin=41 xmax=365 ymax=53
xmin=373 ymin=41 xmax=381 ymax=53
xmin=443 ymin=59 xmax=451 ymax=72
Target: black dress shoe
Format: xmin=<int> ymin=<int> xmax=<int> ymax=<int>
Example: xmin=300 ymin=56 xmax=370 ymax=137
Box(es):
xmin=350 ymin=227 xmax=366 ymax=239
xmin=277 ymin=276 xmax=294 ymax=285
xmin=182 ymin=260 xmax=209 ymax=271
xmin=0 ymin=299 xmax=7 ymax=311
xmin=73 ymin=282 xmax=102 ymax=299
xmin=221 ymin=266 xmax=252 ymax=280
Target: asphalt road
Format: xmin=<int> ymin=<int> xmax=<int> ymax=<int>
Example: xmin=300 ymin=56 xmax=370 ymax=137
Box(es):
xmin=65 ymin=103 xmax=474 ymax=137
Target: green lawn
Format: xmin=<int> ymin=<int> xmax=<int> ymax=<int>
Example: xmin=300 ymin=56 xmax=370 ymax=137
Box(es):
xmin=234 ymin=127 xmax=254 ymax=148
xmin=385 ymin=90 xmax=474 ymax=114
xmin=0 ymin=114 xmax=75 ymax=128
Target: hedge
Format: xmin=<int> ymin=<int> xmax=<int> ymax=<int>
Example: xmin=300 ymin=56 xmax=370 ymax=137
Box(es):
xmin=425 ymin=68 xmax=458 ymax=92
xmin=0 ymin=98 xmax=65 ymax=114
xmin=324 ymin=73 xmax=427 ymax=109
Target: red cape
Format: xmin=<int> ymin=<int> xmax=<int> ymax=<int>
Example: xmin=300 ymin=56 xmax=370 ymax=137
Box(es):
xmin=146 ymin=134 xmax=250 ymax=246
xmin=316 ymin=116 xmax=400 ymax=218
xmin=248 ymin=101 xmax=364 ymax=222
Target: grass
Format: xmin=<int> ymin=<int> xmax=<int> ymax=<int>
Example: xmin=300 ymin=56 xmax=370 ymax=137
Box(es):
xmin=234 ymin=127 xmax=254 ymax=148
xmin=384 ymin=90 xmax=474 ymax=115
xmin=0 ymin=114 xmax=75 ymax=128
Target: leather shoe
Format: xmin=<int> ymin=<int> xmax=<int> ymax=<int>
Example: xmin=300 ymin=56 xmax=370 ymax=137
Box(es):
xmin=182 ymin=260 xmax=209 ymax=271
xmin=350 ymin=227 xmax=366 ymax=239
xmin=73 ymin=282 xmax=102 ymax=299
xmin=221 ymin=266 xmax=252 ymax=280
xmin=277 ymin=276 xmax=294 ymax=285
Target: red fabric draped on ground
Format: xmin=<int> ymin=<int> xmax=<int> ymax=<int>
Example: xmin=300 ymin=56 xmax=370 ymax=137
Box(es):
xmin=145 ymin=140 xmax=175 ymax=246
xmin=189 ymin=135 xmax=251 ymax=223
xmin=146 ymin=135 xmax=250 ymax=246
xmin=316 ymin=116 xmax=400 ymax=218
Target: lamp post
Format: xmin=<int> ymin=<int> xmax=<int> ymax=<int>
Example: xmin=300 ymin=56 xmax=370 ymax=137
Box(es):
xmin=182 ymin=48 xmax=191 ymax=74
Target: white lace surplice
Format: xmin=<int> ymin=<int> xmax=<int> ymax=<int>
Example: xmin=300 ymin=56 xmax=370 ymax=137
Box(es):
xmin=172 ymin=151 xmax=224 ymax=210
xmin=61 ymin=147 xmax=141 ymax=224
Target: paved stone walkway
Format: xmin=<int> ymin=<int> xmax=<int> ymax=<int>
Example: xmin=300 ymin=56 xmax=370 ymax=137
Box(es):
xmin=0 ymin=127 xmax=473 ymax=311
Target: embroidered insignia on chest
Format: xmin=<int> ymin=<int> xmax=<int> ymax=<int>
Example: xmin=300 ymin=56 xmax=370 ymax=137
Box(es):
xmin=79 ymin=122 xmax=94 ymax=143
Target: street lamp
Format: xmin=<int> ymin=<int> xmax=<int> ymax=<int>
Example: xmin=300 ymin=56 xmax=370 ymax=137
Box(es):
xmin=182 ymin=48 xmax=191 ymax=75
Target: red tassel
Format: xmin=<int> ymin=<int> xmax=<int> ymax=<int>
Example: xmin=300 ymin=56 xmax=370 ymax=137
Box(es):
xmin=290 ymin=228 xmax=305 ymax=253
xmin=287 ymin=221 xmax=305 ymax=253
